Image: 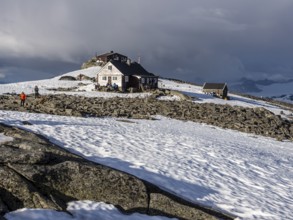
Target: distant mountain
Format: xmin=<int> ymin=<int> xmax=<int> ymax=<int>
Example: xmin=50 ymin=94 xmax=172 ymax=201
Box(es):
xmin=271 ymin=94 xmax=293 ymax=103
xmin=230 ymin=77 xmax=293 ymax=104
xmin=229 ymin=78 xmax=262 ymax=93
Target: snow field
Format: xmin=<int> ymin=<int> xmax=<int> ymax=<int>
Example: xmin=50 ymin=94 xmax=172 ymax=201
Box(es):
xmin=1 ymin=110 xmax=293 ymax=220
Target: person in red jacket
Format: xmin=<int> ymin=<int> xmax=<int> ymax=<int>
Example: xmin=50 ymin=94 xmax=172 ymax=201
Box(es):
xmin=20 ymin=92 xmax=26 ymax=106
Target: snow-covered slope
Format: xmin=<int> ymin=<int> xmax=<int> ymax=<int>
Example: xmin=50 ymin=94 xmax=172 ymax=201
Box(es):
xmin=0 ymin=68 xmax=291 ymax=115
xmin=0 ymin=66 xmax=102 ymax=95
xmin=159 ymin=79 xmax=292 ymax=116
xmin=0 ymin=66 xmax=150 ymax=98
xmin=1 ymin=69 xmax=293 ymax=220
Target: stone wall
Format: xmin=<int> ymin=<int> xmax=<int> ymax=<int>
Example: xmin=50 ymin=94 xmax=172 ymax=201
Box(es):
xmin=0 ymin=93 xmax=292 ymax=141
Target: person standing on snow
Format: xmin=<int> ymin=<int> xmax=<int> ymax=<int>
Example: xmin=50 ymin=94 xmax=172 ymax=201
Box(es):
xmin=34 ymin=85 xmax=39 ymax=98
xmin=20 ymin=92 xmax=26 ymax=107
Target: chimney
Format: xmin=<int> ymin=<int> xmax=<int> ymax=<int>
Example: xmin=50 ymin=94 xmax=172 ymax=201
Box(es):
xmin=110 ymin=50 xmax=114 ymax=53
xmin=127 ymin=58 xmax=131 ymax=65
xmin=138 ymin=56 xmax=141 ymax=64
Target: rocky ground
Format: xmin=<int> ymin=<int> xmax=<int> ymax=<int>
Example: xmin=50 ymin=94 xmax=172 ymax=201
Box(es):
xmin=0 ymin=123 xmax=233 ymax=220
xmin=0 ymin=92 xmax=292 ymax=141
xmin=233 ymin=92 xmax=293 ymax=112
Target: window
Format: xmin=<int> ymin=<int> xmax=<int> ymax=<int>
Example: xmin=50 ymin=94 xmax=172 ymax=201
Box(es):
xmin=108 ymin=65 xmax=112 ymax=70
xmin=146 ymin=78 xmax=149 ymax=84
xmin=113 ymin=76 xmax=117 ymax=80
xmin=125 ymin=76 xmax=129 ymax=82
xmin=102 ymin=76 xmax=107 ymax=80
xmin=141 ymin=78 xmax=145 ymax=84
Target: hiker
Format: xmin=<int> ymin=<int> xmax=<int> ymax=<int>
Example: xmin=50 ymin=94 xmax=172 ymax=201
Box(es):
xmin=106 ymin=82 xmax=112 ymax=91
xmin=20 ymin=92 xmax=26 ymax=107
xmin=112 ymin=83 xmax=118 ymax=91
xmin=95 ymin=82 xmax=100 ymax=90
xmin=34 ymin=85 xmax=39 ymax=98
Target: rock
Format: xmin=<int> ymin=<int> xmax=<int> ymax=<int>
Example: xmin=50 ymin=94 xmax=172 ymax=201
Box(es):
xmin=10 ymin=162 xmax=149 ymax=212
xmin=0 ymin=145 xmax=51 ymax=164
xmin=0 ymin=166 xmax=60 ymax=211
xmin=0 ymin=196 xmax=8 ymax=216
xmin=22 ymin=121 xmax=33 ymax=125
xmin=149 ymin=193 xmax=217 ymax=220
xmin=290 ymin=125 xmax=293 ymax=135
xmin=169 ymin=90 xmax=192 ymax=101
xmin=81 ymin=56 xmax=101 ymax=69
xmin=59 ymin=76 xmax=76 ymax=81
xmin=65 ymin=108 xmax=73 ymax=115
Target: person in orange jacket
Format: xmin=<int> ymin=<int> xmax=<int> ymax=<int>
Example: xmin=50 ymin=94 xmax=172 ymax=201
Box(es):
xmin=20 ymin=92 xmax=26 ymax=106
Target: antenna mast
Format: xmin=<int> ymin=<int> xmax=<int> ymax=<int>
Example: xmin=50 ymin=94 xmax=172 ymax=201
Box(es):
xmin=138 ymin=54 xmax=141 ymax=64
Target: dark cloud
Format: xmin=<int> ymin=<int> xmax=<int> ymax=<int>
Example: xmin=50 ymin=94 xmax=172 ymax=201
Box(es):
xmin=0 ymin=0 xmax=293 ymax=83
xmin=0 ymin=57 xmax=79 ymax=83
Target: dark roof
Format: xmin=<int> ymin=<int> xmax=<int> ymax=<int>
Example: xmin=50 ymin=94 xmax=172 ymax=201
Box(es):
xmin=110 ymin=60 xmax=156 ymax=77
xmin=97 ymin=51 xmax=127 ymax=58
xmin=98 ymin=52 xmax=113 ymax=57
xmin=203 ymin=83 xmax=227 ymax=90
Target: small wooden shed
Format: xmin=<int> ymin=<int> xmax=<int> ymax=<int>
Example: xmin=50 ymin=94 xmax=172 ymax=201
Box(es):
xmin=202 ymin=83 xmax=228 ymax=99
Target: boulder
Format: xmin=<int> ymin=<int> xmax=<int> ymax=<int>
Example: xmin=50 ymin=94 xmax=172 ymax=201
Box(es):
xmin=59 ymin=76 xmax=76 ymax=81
xmin=10 ymin=162 xmax=148 ymax=212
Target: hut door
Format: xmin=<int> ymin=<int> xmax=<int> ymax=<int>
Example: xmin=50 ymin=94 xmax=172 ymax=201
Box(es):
xmin=108 ymin=76 xmax=112 ymax=85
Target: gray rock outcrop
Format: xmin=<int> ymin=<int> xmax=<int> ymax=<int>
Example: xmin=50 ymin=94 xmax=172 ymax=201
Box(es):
xmin=0 ymin=94 xmax=292 ymax=141
xmin=0 ymin=123 xmax=233 ymax=220
xmin=59 ymin=76 xmax=76 ymax=81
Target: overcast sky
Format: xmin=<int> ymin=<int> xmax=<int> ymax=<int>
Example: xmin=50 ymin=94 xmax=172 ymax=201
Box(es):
xmin=1 ymin=0 xmax=293 ymax=83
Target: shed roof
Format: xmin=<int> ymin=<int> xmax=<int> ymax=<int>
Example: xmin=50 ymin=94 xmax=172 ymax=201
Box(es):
xmin=203 ymin=83 xmax=227 ymax=90
xmin=110 ymin=60 xmax=156 ymax=77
